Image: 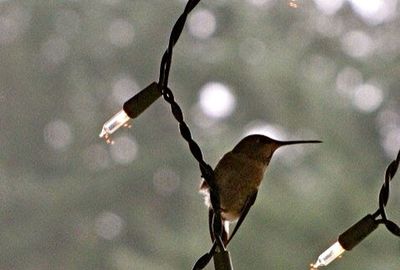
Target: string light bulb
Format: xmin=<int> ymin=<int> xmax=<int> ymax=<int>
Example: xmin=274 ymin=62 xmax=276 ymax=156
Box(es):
xmin=99 ymin=110 xmax=131 ymax=143
xmin=310 ymin=241 xmax=345 ymax=269
xmin=99 ymin=82 xmax=161 ymax=143
xmin=310 ymin=214 xmax=378 ymax=269
xmin=288 ymin=0 xmax=298 ymax=8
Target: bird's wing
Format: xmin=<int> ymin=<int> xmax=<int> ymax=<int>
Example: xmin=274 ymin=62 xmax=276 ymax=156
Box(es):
xmin=226 ymin=191 xmax=258 ymax=245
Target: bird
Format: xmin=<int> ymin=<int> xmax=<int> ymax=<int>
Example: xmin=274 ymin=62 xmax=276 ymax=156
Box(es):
xmin=199 ymin=134 xmax=321 ymax=245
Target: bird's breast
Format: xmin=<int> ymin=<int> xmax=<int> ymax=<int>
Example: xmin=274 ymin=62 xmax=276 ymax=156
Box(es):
xmin=207 ymin=152 xmax=266 ymax=221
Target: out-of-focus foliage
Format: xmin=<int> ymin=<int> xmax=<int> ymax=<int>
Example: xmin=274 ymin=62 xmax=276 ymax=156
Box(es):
xmin=0 ymin=0 xmax=399 ymax=269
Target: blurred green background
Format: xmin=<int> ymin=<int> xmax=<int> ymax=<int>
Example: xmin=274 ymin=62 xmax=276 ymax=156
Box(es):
xmin=0 ymin=0 xmax=399 ymax=269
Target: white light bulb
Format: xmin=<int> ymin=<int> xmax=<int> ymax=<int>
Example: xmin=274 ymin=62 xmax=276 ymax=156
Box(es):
xmin=310 ymin=241 xmax=345 ymax=269
xmin=99 ymin=110 xmax=131 ymax=144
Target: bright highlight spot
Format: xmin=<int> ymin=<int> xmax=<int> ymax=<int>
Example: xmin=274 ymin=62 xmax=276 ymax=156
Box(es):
xmin=313 ymin=0 xmax=344 ymax=14
xmin=99 ymin=110 xmax=131 ymax=143
xmin=199 ymin=82 xmax=236 ymax=119
xmin=188 ymin=9 xmax=217 ymax=39
xmin=44 ymin=119 xmax=73 ymax=150
xmin=352 ymin=83 xmax=384 ymax=113
xmin=311 ymin=241 xmax=346 ymax=268
xmin=341 ymin=31 xmax=374 ymax=58
xmin=246 ymin=0 xmax=273 ymax=7
xmin=348 ymin=0 xmax=397 ymax=25
xmin=95 ymin=211 xmax=124 ymax=240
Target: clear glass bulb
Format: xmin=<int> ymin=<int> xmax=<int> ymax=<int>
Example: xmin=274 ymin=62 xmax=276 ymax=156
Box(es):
xmin=310 ymin=241 xmax=345 ymax=269
xmin=99 ymin=110 xmax=131 ymax=144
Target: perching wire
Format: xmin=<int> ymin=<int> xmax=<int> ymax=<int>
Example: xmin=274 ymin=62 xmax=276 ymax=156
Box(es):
xmin=155 ymin=0 xmax=226 ymax=252
xmin=371 ymin=149 xmax=400 ymax=236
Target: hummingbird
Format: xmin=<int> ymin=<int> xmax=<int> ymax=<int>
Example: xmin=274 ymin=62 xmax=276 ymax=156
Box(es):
xmin=199 ymin=134 xmax=321 ymax=246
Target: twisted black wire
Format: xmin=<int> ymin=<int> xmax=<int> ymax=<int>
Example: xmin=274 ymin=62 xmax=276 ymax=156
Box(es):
xmin=156 ymin=0 xmax=224 ymax=247
xmin=159 ymin=0 xmax=201 ymax=87
xmin=371 ymin=149 xmax=400 ymax=236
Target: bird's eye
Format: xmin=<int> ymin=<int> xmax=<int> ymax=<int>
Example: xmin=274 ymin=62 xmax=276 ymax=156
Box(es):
xmin=256 ymin=138 xmax=261 ymax=144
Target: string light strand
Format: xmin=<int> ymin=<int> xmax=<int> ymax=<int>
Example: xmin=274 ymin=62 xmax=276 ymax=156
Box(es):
xmin=311 ymin=149 xmax=400 ymax=269
xmin=373 ymin=149 xmax=400 ymax=235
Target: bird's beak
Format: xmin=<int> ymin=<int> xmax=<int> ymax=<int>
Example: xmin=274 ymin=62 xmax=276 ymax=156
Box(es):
xmin=275 ymin=139 xmax=322 ymax=149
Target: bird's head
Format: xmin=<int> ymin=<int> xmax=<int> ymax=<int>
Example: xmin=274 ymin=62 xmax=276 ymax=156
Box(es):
xmin=232 ymin=134 xmax=321 ymax=163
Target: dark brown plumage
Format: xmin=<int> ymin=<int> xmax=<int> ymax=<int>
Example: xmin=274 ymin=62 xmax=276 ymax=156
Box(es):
xmin=200 ymin=134 xmax=321 ymax=228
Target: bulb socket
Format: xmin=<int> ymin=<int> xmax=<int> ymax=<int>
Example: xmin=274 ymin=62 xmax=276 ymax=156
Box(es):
xmin=338 ymin=214 xmax=378 ymax=250
xmin=123 ymin=82 xmax=162 ymax=119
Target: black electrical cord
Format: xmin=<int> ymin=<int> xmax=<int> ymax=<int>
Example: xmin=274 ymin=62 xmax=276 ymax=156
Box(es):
xmin=155 ymin=0 xmax=225 ymax=253
xmin=371 ymin=149 xmax=400 ymax=236
xmin=337 ymin=149 xmax=400 ymax=250
xmin=311 ymin=150 xmax=400 ymax=268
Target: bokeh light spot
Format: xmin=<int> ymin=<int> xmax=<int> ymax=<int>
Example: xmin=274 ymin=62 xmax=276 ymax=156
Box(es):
xmin=341 ymin=31 xmax=374 ymax=58
xmin=95 ymin=211 xmax=124 ymax=240
xmin=352 ymin=83 xmax=384 ymax=113
xmin=381 ymin=127 xmax=400 ymax=158
xmin=376 ymin=109 xmax=400 ymax=181
xmin=110 ymin=135 xmax=138 ymax=165
xmin=112 ymin=74 xmax=139 ymax=104
xmin=108 ymin=19 xmax=135 ymax=47
xmin=348 ymin=0 xmax=397 ymax=25
xmin=41 ymin=36 xmax=70 ymax=66
xmin=188 ymin=8 xmax=217 ymax=39
xmin=313 ymin=0 xmax=344 ymax=15
xmin=336 ymin=67 xmax=363 ymax=97
xmin=199 ymin=82 xmax=236 ymax=119
xmin=245 ymin=0 xmax=273 ymax=7
xmin=43 ymin=120 xmax=73 ymax=151
xmin=0 ymin=5 xmax=30 ymax=45
xmin=153 ymin=167 xmax=180 ymax=196
xmin=377 ymin=109 xmax=400 ymax=135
